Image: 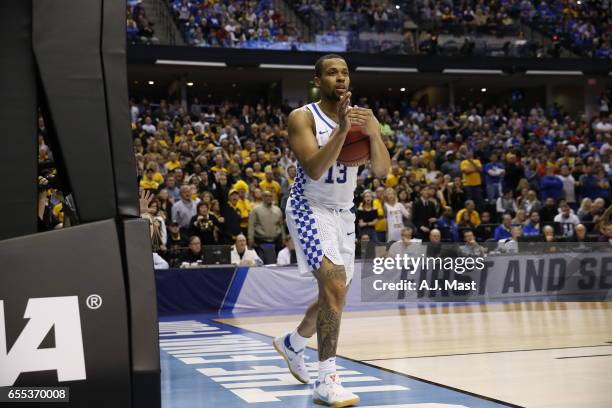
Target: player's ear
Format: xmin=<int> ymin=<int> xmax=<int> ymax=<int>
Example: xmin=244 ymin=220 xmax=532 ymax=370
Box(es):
xmin=314 ymin=76 xmax=321 ymax=88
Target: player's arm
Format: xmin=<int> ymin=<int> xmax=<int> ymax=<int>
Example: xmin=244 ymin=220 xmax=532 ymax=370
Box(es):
xmin=287 ymin=92 xmax=352 ymax=180
xmin=353 ymin=108 xmax=391 ymax=178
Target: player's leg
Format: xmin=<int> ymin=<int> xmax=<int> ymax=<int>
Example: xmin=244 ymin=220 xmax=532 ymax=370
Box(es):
xmin=297 ymin=299 xmax=318 ymax=337
xmin=273 ymin=207 xmax=314 ymax=384
xmin=312 ymin=256 xmax=359 ymax=407
xmin=273 ymin=300 xmax=316 ymax=383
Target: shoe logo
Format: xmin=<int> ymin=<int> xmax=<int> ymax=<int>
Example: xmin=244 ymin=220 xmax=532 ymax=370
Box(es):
xmin=319 ymin=131 xmax=327 ymax=134
xmin=347 ymin=231 xmax=354 ymax=236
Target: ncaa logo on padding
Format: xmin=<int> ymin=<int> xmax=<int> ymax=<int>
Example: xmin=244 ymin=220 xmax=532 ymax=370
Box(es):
xmin=0 ymin=296 xmax=86 ymax=386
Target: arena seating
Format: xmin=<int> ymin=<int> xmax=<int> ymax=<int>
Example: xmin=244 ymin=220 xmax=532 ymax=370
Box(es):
xmin=134 ymin=0 xmax=608 ymax=57
xmin=100 ymin=96 xmax=612 ymax=267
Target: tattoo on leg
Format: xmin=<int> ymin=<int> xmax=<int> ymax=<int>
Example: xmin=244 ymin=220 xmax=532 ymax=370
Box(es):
xmin=324 ymin=265 xmax=347 ymax=281
xmin=317 ymin=301 xmax=341 ymax=361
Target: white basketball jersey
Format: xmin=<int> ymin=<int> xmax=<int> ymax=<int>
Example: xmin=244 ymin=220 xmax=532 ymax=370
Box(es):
xmin=289 ymin=102 xmax=358 ymax=210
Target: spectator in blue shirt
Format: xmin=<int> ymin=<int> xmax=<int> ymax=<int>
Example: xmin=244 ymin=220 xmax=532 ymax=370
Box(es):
xmin=494 ymin=213 xmax=513 ymax=241
xmin=540 ymin=166 xmax=564 ymax=201
xmin=579 ymin=166 xmax=609 ymax=200
xmin=522 ymin=211 xmax=541 ymax=236
xmin=436 ymin=206 xmax=459 ymax=242
xmin=484 ymin=153 xmax=505 ymax=203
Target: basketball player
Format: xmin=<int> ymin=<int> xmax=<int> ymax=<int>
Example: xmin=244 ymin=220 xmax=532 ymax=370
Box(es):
xmin=273 ymin=54 xmax=391 ymax=407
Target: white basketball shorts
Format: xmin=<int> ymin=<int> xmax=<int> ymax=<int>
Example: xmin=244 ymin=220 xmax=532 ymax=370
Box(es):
xmin=286 ymin=200 xmax=356 ymax=284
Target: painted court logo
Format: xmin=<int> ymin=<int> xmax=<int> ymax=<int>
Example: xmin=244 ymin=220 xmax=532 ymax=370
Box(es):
xmin=0 ymin=296 xmax=86 ymax=386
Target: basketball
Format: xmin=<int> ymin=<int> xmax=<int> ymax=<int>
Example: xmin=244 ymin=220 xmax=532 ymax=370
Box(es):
xmin=337 ymin=125 xmax=370 ymax=166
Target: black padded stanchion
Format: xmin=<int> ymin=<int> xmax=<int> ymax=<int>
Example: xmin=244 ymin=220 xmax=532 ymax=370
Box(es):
xmin=121 ymin=218 xmax=161 ymax=408
xmin=32 ymin=0 xmax=117 ymax=222
xmin=0 ymin=221 xmax=132 ymax=407
xmin=0 ymin=1 xmax=38 ymax=240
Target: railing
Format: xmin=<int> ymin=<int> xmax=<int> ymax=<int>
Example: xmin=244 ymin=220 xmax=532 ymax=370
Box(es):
xmin=150 ymin=0 xmax=183 ymax=46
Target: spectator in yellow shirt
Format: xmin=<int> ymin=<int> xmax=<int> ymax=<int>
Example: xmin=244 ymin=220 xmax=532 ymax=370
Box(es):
xmin=260 ymin=165 xmax=281 ymax=203
xmin=460 ymin=150 xmax=483 ymax=208
xmin=140 ymin=168 xmax=160 ymax=191
xmin=233 ymin=186 xmax=254 ymax=233
xmin=384 ymin=162 xmax=403 ymax=188
xmin=210 ymin=153 xmax=228 ymax=174
xmin=146 ymin=162 xmax=164 ymax=184
xmin=164 ymin=152 xmax=181 ymax=172
xmin=373 ymin=186 xmax=387 ymax=241
xmin=455 ymin=200 xmax=481 ymax=226
xmin=252 ymin=162 xmax=266 ymax=182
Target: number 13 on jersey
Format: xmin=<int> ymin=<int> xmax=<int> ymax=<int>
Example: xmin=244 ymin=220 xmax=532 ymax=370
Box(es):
xmin=324 ymin=163 xmax=347 ymax=184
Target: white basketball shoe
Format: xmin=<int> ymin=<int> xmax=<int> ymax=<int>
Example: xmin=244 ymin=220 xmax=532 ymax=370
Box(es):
xmin=273 ymin=333 xmax=310 ymax=383
xmin=313 ymin=373 xmax=360 ymax=407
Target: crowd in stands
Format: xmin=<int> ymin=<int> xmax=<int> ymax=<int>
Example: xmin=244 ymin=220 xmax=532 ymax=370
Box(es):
xmin=528 ymin=0 xmax=611 ymax=58
xmin=129 ymin=0 xmax=611 ymax=57
xmin=126 ymin=91 xmax=612 ymax=268
xmin=170 ymin=0 xmax=299 ymax=47
xmin=127 ymin=0 xmax=159 ymax=45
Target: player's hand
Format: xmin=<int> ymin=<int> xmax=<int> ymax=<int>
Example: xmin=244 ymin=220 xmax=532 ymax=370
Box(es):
xmin=337 ymin=91 xmax=352 ymax=133
xmin=351 ymin=108 xmax=380 ymax=137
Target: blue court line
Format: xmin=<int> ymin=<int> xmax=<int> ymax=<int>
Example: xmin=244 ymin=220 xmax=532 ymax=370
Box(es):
xmin=159 ymin=314 xmax=522 ymax=408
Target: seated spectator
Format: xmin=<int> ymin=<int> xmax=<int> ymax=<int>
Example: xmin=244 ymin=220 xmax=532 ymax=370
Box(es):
xmin=570 ymin=224 xmax=593 ymax=243
xmin=456 ymin=200 xmax=481 ymax=226
xmin=153 ymin=253 xmax=169 ymax=269
xmin=577 ymin=198 xmax=593 ymax=221
xmin=542 ymin=225 xmax=563 ymax=252
xmin=166 ymin=221 xmax=188 ymax=267
xmin=523 ymin=211 xmax=541 ymax=236
xmin=459 ymin=229 xmax=487 ymax=257
xmin=554 ymin=202 xmax=580 ymax=238
xmin=387 ymin=227 xmax=423 ymax=257
xmin=475 ymin=211 xmax=494 ymax=242
xmin=512 ymin=209 xmax=528 ymax=226
xmin=178 ymin=236 xmax=204 ymax=266
xmin=426 ymin=228 xmax=442 ymax=256
xmin=597 ymin=223 xmax=612 ymax=244
xmin=494 ymin=213 xmax=513 ymax=241
xmin=231 ymin=233 xmax=263 ymax=266
xmin=437 ymin=206 xmax=459 ymax=242
xmin=496 ymin=189 xmax=518 ymax=217
xmin=497 ymin=226 xmax=522 ymax=254
xmin=540 ymin=197 xmax=558 ymax=224
xmin=519 ymin=190 xmax=542 ymax=214
xmin=276 ymin=237 xmax=297 ymax=266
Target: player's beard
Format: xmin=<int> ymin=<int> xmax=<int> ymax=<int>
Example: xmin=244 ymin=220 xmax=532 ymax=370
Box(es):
xmin=323 ymin=87 xmax=341 ymax=102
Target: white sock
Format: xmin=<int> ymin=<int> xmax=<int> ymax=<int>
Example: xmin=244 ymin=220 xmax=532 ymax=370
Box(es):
xmin=318 ymin=357 xmax=336 ymax=382
xmin=288 ymin=330 xmax=308 ymax=352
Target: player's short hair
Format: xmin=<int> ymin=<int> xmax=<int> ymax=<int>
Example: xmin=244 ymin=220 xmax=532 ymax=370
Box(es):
xmin=315 ymin=54 xmax=345 ymax=77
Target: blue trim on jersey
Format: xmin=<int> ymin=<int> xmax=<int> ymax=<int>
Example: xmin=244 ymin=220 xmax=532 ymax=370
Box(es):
xmin=311 ymin=103 xmax=336 ymax=131
xmin=288 ymin=165 xmax=324 ymax=271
